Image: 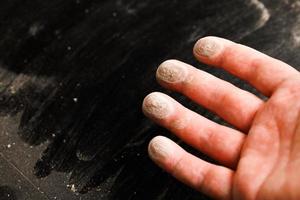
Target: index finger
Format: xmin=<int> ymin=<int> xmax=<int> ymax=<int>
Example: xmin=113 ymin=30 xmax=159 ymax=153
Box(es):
xmin=193 ymin=36 xmax=300 ymax=96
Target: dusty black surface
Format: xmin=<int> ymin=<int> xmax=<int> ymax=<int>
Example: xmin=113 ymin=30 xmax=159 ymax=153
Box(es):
xmin=0 ymin=0 xmax=300 ymax=199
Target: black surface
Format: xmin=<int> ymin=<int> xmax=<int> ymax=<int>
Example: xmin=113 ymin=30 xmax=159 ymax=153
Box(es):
xmin=0 ymin=0 xmax=300 ymax=199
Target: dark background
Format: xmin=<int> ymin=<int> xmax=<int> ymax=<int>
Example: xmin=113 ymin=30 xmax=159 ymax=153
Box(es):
xmin=0 ymin=0 xmax=300 ymax=199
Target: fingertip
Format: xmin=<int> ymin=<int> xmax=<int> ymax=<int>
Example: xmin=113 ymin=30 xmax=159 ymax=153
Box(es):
xmin=156 ymin=59 xmax=188 ymax=84
xmin=148 ymin=136 xmax=177 ymax=169
xmin=193 ymin=36 xmax=224 ymax=60
xmin=142 ymin=92 xmax=174 ymax=120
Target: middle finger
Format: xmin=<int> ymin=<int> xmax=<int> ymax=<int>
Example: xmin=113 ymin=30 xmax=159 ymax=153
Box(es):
xmin=156 ymin=59 xmax=264 ymax=131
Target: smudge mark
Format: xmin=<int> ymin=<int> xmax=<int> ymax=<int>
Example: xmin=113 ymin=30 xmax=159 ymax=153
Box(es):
xmin=291 ymin=15 xmax=300 ymax=47
xmin=249 ymin=0 xmax=270 ymax=29
xmin=28 ymin=23 xmax=44 ymax=37
xmin=116 ymin=0 xmax=146 ymax=15
xmin=291 ymin=1 xmax=300 ymax=11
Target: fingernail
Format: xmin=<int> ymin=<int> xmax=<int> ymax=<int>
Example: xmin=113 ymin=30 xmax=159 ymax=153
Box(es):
xmin=148 ymin=136 xmax=174 ymax=162
xmin=156 ymin=60 xmax=188 ymax=83
xmin=195 ymin=37 xmax=222 ymax=57
xmin=142 ymin=92 xmax=174 ymax=119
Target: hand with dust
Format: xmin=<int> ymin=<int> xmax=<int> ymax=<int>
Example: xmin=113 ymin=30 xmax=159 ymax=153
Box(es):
xmin=142 ymin=36 xmax=300 ymax=200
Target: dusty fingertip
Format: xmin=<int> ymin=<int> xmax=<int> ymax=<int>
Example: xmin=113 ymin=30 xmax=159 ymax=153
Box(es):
xmin=148 ymin=136 xmax=174 ymax=162
xmin=194 ymin=36 xmax=223 ymax=58
xmin=156 ymin=60 xmax=188 ymax=83
xmin=142 ymin=92 xmax=174 ymax=119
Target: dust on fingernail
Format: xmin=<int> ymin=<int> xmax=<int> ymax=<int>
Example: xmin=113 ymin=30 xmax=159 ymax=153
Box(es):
xmin=148 ymin=136 xmax=174 ymax=162
xmin=156 ymin=60 xmax=188 ymax=83
xmin=142 ymin=92 xmax=174 ymax=119
xmin=195 ymin=37 xmax=222 ymax=57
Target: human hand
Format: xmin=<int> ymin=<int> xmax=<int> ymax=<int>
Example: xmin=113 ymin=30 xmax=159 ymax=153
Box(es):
xmin=142 ymin=37 xmax=300 ymax=200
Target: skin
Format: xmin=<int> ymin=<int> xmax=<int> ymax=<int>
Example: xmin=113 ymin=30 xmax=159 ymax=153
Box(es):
xmin=142 ymin=36 xmax=300 ymax=200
